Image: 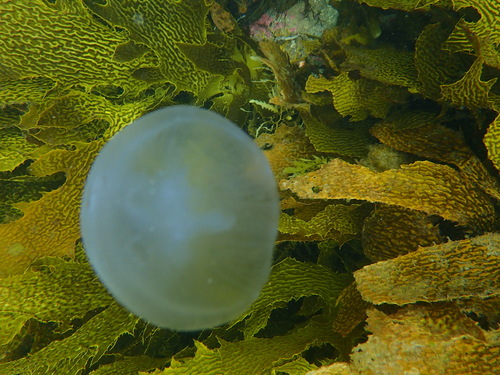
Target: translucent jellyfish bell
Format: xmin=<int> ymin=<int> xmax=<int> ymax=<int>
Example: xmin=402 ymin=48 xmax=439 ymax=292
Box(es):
xmin=80 ymin=105 xmax=280 ymax=331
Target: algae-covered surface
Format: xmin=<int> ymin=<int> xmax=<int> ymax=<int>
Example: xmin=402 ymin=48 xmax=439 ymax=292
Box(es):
xmin=0 ymin=0 xmax=499 ymax=374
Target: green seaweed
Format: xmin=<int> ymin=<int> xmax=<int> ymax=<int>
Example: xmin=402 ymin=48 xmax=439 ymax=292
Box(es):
xmin=0 ymin=0 xmax=499 ymax=373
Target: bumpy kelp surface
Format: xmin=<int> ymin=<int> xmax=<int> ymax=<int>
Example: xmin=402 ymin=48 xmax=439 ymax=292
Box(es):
xmin=0 ymin=0 xmax=499 ymax=374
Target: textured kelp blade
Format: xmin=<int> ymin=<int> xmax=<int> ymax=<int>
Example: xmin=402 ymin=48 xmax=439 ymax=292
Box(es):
xmin=415 ymin=23 xmax=470 ymax=100
xmin=356 ymin=0 xmax=443 ymax=11
xmin=309 ymin=304 xmax=499 ymax=374
xmin=0 ymin=257 xmax=112 ymax=347
xmin=84 ymin=0 xmax=215 ymax=95
xmin=354 ymin=233 xmax=500 ymax=305
xmin=305 ymin=362 xmax=354 ymax=375
xmin=282 ymin=156 xmax=330 ymax=178
xmin=279 ymin=204 xmax=368 ymax=243
xmin=0 ymin=87 xmax=161 ymax=277
xmin=231 ymin=258 xmax=352 ymax=339
xmin=370 ymin=111 xmax=472 ymax=165
xmin=0 ymin=127 xmax=39 ymax=171
xmin=0 ymin=77 xmax=55 ymax=105
xmin=0 ymin=106 xmax=23 ymax=128
xmin=27 ymin=92 xmax=113 ymax=130
xmin=440 ymin=57 xmax=497 ymax=109
xmin=299 ymin=109 xmax=371 ymax=158
xmin=455 ymin=295 xmax=500 ymax=328
xmin=280 ymin=158 xmax=494 ymax=231
xmin=454 ymin=0 xmax=500 ymax=41
xmin=33 ymin=119 xmax=110 ymax=146
xmin=0 ymin=142 xmax=101 ymax=277
xmin=24 ymin=90 xmax=156 ymax=142
xmin=444 ymin=0 xmax=500 ymax=59
xmin=16 ymin=84 xmax=167 ymax=137
xmin=90 ymin=356 xmax=167 ymax=375
xmin=306 ymin=74 xmax=408 ymax=121
xmin=255 ymin=124 xmax=317 ymax=181
xmin=0 ymin=303 xmax=137 ymax=375
xmin=177 ymin=40 xmax=238 ymax=77
xmin=45 ymin=88 xmax=166 ymax=139
xmin=0 ymin=0 xmax=151 ymax=94
xmin=444 ymin=18 xmax=500 ymax=70
xmin=272 ymin=357 xmax=318 ymax=375
xmin=154 ymin=318 xmax=341 ymax=375
xmin=350 ymin=305 xmax=499 ymax=374
xmin=342 ymin=46 xmax=418 ymax=91
xmin=370 ymin=112 xmax=500 ymax=200
xmin=484 ymin=114 xmax=500 ymax=171
xmin=331 ymin=282 xmax=370 ymax=337
xmin=362 ymin=205 xmax=443 ymax=262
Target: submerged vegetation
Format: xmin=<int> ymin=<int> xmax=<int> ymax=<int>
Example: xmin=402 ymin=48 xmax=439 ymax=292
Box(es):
xmin=0 ymin=0 xmax=499 ymax=373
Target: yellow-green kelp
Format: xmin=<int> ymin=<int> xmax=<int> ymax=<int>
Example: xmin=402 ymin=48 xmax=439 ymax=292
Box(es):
xmin=0 ymin=0 xmax=499 ymax=373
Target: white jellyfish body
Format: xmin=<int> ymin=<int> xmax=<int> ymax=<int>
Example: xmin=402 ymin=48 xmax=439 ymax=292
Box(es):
xmin=80 ymin=105 xmax=280 ymax=331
